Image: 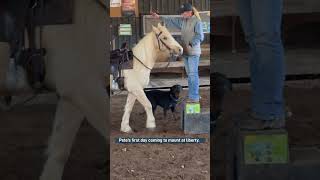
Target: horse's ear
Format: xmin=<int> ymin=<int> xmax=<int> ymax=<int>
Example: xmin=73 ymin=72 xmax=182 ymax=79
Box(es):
xmin=157 ymin=22 xmax=162 ymax=28
xmin=152 ymin=25 xmax=160 ymax=34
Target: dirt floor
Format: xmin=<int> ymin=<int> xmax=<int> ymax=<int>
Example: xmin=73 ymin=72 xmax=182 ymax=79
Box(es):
xmin=0 ymin=102 xmax=107 ymax=180
xmin=110 ymin=89 xmax=210 ymax=180
xmin=2 ymin=80 xmax=318 ymax=180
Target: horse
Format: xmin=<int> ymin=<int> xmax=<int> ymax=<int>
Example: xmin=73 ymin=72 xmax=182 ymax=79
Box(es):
xmin=0 ymin=0 xmax=108 ymax=180
xmin=117 ymin=23 xmax=183 ymax=133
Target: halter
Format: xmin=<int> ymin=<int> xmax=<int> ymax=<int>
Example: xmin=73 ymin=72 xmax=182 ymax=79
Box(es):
xmin=133 ymin=31 xmax=178 ymax=70
xmin=155 ymin=31 xmax=173 ymax=52
xmin=155 ymin=31 xmax=179 ymax=68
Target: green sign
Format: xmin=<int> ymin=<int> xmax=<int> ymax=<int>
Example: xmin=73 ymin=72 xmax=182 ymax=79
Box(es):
xmin=244 ymin=134 xmax=288 ymax=164
xmin=202 ymin=21 xmax=210 ymax=33
xmin=185 ymin=103 xmax=201 ymax=114
xmin=119 ymin=24 xmax=132 ymax=36
xmin=199 ymin=11 xmax=210 ymax=33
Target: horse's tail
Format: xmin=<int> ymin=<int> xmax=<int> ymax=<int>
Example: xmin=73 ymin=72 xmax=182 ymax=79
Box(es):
xmin=192 ymin=7 xmax=201 ymax=21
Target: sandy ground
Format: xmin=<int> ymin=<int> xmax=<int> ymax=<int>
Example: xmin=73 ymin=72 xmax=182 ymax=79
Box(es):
xmin=0 ymin=103 xmax=107 ymax=180
xmin=110 ymin=89 xmax=210 ymax=180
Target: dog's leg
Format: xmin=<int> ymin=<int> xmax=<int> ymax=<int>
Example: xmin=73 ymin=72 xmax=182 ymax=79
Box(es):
xmin=40 ymin=99 xmax=84 ymax=180
xmin=163 ymin=109 xmax=167 ymax=119
xmin=131 ymin=89 xmax=156 ymax=130
xmin=172 ymin=112 xmax=177 ymax=121
xmin=170 ymin=106 xmax=178 ymax=120
xmin=152 ymin=105 xmax=157 ymax=114
xmin=120 ymin=93 xmax=136 ymax=133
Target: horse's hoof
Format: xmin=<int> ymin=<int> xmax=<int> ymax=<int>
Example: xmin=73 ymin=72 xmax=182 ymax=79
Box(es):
xmin=121 ymin=129 xmax=134 ymax=133
xmin=120 ymin=127 xmax=136 ymax=133
xmin=120 ymin=127 xmax=133 ymax=133
xmin=146 ymin=127 xmax=157 ymax=132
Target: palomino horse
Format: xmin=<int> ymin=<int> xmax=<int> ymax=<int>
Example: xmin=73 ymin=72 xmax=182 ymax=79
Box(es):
xmin=119 ymin=23 xmax=183 ymax=133
xmin=0 ymin=0 xmax=107 ymax=180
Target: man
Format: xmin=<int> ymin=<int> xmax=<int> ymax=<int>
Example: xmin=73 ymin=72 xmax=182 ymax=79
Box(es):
xmin=151 ymin=2 xmax=204 ymax=103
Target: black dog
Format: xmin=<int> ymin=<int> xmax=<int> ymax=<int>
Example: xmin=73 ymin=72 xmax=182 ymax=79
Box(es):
xmin=144 ymin=85 xmax=183 ymax=120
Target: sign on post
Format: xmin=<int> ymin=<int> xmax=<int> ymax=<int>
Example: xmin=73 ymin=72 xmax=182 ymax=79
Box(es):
xmin=118 ymin=24 xmax=132 ymax=36
xmin=185 ymin=103 xmax=201 ymax=114
xmin=244 ymin=134 xmax=289 ymax=164
xmin=110 ymin=0 xmax=121 ymax=7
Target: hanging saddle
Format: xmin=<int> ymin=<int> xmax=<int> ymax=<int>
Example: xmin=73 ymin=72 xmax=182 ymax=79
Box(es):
xmin=110 ymin=42 xmax=133 ymax=90
xmin=0 ymin=0 xmax=74 ymax=91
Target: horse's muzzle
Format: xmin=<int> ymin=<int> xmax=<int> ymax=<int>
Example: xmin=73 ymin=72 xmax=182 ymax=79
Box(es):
xmin=172 ymin=47 xmax=183 ymax=56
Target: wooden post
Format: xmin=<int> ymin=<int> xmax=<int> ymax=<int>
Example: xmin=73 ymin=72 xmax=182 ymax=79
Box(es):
xmin=181 ymin=102 xmax=210 ymax=134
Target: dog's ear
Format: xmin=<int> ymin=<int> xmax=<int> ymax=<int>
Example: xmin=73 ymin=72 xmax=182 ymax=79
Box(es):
xmin=171 ymin=85 xmax=178 ymax=92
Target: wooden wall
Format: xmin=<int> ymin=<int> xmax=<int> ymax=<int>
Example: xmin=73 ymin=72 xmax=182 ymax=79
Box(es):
xmin=110 ymin=0 xmax=210 ymax=49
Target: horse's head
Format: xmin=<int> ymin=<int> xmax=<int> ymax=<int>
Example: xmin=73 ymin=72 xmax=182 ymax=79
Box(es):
xmin=152 ymin=23 xmax=183 ymax=56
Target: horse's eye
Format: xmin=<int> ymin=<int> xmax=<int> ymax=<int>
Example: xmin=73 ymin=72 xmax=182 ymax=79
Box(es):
xmin=163 ymin=37 xmax=168 ymax=40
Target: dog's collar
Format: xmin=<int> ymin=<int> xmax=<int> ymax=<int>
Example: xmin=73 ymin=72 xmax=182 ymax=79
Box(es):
xmin=170 ymin=94 xmax=179 ymax=102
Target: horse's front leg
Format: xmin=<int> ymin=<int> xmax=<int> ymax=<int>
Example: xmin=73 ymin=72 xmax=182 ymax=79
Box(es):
xmin=131 ymin=89 xmax=156 ymax=130
xmin=120 ymin=93 xmax=136 ymax=133
xmin=74 ymin=86 xmax=108 ymax=139
xmin=40 ymin=99 xmax=84 ymax=180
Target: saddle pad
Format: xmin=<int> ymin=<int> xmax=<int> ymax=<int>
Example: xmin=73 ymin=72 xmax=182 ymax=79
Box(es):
xmin=33 ymin=0 xmax=74 ymax=25
xmin=110 ymin=49 xmax=134 ymax=69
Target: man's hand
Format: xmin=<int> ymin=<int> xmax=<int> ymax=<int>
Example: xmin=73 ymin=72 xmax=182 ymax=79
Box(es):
xmin=182 ymin=44 xmax=190 ymax=55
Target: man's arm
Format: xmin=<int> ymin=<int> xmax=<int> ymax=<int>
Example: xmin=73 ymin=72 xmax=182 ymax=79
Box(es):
xmin=189 ymin=21 xmax=204 ymax=47
xmin=160 ymin=16 xmax=183 ymax=30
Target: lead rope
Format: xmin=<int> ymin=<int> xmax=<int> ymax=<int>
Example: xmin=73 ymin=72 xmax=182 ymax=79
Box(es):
xmin=133 ymin=54 xmax=152 ymax=70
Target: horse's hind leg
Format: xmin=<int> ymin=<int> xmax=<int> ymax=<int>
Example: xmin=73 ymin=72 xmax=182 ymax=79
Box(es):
xmin=131 ymin=90 xmax=156 ymax=130
xmin=121 ymin=93 xmax=136 ymax=133
xmin=40 ymin=99 xmax=84 ymax=180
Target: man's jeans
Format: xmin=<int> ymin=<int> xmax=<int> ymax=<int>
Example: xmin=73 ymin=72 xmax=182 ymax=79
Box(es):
xmin=236 ymin=0 xmax=285 ymax=120
xmin=184 ymin=55 xmax=200 ymax=101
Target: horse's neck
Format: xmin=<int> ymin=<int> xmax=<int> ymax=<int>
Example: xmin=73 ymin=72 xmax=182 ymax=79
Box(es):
xmin=132 ymin=32 xmax=158 ymax=71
